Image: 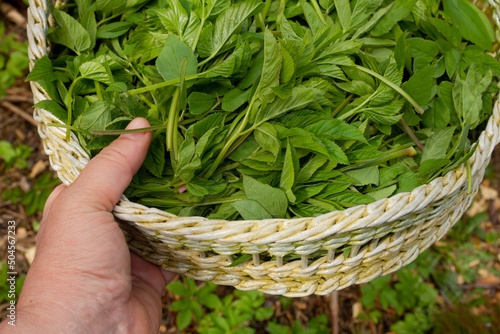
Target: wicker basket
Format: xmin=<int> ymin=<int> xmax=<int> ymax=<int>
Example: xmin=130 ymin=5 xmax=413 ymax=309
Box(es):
xmin=28 ymin=0 xmax=500 ymax=297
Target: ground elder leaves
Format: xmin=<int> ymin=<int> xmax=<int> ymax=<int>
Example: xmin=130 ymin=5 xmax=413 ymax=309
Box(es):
xmin=33 ymin=0 xmax=500 ymax=221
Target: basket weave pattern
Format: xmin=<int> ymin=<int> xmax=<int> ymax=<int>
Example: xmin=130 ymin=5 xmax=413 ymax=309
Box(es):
xmin=28 ymin=0 xmax=500 ymax=296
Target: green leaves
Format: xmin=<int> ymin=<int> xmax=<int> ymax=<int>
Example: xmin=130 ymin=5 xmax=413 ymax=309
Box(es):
xmin=49 ymin=8 xmax=91 ymax=54
xmin=36 ymin=0 xmax=499 ymax=221
xmin=156 ymin=36 xmax=198 ymax=83
xmin=76 ymin=101 xmax=116 ymax=132
xmin=256 ymin=29 xmax=282 ymax=102
xmin=197 ymin=0 xmax=262 ymax=59
xmin=254 ymin=123 xmax=280 ymax=156
xmin=187 ymin=178 xmax=227 ymax=197
xmin=281 ymin=140 xmax=299 ymax=202
xmin=404 ymin=65 xmax=435 ymax=106
xmin=334 ymin=0 xmax=352 ymax=32
xmin=79 ymin=61 xmax=113 ymax=85
xmin=242 ymin=176 xmax=288 ymax=218
xmin=371 ymin=0 xmax=417 ymax=37
xmin=97 ymin=22 xmax=133 ymax=39
xmin=421 ymin=127 xmax=455 ymax=162
xmin=231 ymin=200 xmax=273 ymax=220
xmin=443 ymin=0 xmax=495 ymax=51
xmin=26 ymin=56 xmax=56 ymax=82
xmin=188 ymin=92 xmax=215 ymax=115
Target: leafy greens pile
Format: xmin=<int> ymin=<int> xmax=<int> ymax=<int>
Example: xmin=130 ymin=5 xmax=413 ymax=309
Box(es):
xmin=30 ymin=0 xmax=500 ymax=220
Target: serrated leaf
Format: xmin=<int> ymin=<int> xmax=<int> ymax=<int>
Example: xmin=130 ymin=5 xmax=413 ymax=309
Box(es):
xmin=186 ymin=178 xmax=227 ymax=197
xmin=97 ymin=22 xmax=133 ymax=39
xmin=199 ymin=293 xmax=223 ymax=309
xmin=156 ymin=36 xmax=198 ymax=83
xmin=281 ymin=139 xmax=299 ymax=202
xmin=307 ymin=119 xmax=367 ymax=143
xmin=188 ymin=92 xmax=215 ymax=115
xmin=256 ymin=29 xmax=282 ymax=102
xmin=144 ymin=137 xmax=165 ymax=178
xmin=421 ymin=127 xmax=455 ymax=162
xmin=371 ymin=0 xmax=418 ymax=37
xmin=243 ymin=175 xmax=288 ymax=218
xmin=176 ymin=309 xmax=192 ymax=331
xmin=255 ymin=87 xmax=320 ymax=124
xmin=167 ymin=281 xmax=191 ymax=297
xmin=34 ymin=100 xmax=67 ymax=122
xmin=345 ymin=166 xmax=379 ymax=186
xmin=231 ymin=199 xmax=273 ymax=220
xmin=76 ymin=100 xmax=115 ymax=131
xmin=97 ymin=0 xmax=126 ymax=13
xmin=327 ymin=190 xmax=373 ymax=207
xmin=335 ymin=0 xmax=352 ymax=32
xmin=197 ymin=0 xmax=262 ymax=58
xmin=49 ymin=8 xmax=91 ymax=54
xmin=26 ymin=56 xmax=56 ymax=82
xmin=222 ymin=88 xmax=251 ymax=112
xmin=254 ymin=122 xmax=280 ymax=156
xmin=404 ymin=64 xmax=435 ymax=106
xmin=79 ymin=61 xmax=113 ymax=85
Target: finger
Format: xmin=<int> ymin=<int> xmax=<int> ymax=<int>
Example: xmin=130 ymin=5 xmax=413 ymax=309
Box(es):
xmin=130 ymin=252 xmax=168 ymax=296
xmin=161 ymin=269 xmax=176 ymax=285
xmin=38 ymin=184 xmax=66 ymax=236
xmin=66 ymin=118 xmax=152 ymax=211
xmin=42 ymin=184 xmax=66 ymax=217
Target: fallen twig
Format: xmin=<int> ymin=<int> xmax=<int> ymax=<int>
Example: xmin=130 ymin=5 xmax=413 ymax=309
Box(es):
xmin=1 ymin=95 xmax=33 ymax=103
xmin=330 ymin=291 xmax=339 ymax=334
xmin=1 ymin=101 xmax=37 ymax=126
xmin=0 ymin=2 xmax=27 ymax=27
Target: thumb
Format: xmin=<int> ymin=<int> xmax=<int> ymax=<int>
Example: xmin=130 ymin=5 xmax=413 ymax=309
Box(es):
xmin=67 ymin=117 xmax=152 ymax=211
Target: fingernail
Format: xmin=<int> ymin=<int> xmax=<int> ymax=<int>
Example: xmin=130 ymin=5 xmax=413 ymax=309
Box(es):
xmin=122 ymin=118 xmax=150 ymax=139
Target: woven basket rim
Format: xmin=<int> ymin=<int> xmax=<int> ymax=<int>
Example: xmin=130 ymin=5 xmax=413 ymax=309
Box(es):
xmin=29 ymin=0 xmax=500 ymax=245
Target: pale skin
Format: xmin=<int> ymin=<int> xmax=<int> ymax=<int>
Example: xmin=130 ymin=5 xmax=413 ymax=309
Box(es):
xmin=0 ymin=118 xmax=175 ymax=333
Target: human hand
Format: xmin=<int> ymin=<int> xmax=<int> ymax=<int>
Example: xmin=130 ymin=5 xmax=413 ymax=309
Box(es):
xmin=0 ymin=118 xmax=175 ymax=334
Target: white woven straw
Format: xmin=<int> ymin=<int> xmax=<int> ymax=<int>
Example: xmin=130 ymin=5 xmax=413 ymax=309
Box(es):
xmin=29 ymin=0 xmax=500 ymax=296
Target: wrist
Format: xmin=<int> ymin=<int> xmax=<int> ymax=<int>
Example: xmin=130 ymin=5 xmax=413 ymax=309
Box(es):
xmin=0 ymin=301 xmax=76 ymax=333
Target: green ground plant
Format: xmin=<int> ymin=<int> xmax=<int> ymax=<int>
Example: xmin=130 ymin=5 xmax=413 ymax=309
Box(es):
xmin=1 ymin=140 xmax=61 ymax=216
xmin=0 ymin=263 xmax=25 ymax=303
xmin=0 ymin=22 xmax=29 ymax=96
xmin=356 ymin=205 xmax=500 ymax=333
xmin=0 ymin=140 xmax=32 ymax=170
xmin=167 ymin=278 xmax=275 ymax=332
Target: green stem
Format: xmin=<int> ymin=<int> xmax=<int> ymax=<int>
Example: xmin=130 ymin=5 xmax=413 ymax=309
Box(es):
xmin=65 ymin=77 xmax=82 ymax=141
xmin=340 ymin=146 xmax=417 ymax=171
xmin=336 ymin=93 xmax=372 ymax=121
xmin=276 ymin=0 xmax=287 ymax=25
xmin=204 ymin=99 xmax=256 ymax=179
xmin=94 ymin=80 xmax=103 ymax=100
xmin=138 ymin=93 xmax=156 ymax=108
xmin=91 ymin=124 xmax=169 ymax=135
xmin=214 ymin=162 xmax=241 ymax=174
xmin=140 ymin=195 xmax=246 ymax=207
xmin=47 ymin=122 xmax=90 ymax=135
xmin=224 ymin=131 xmax=252 ymax=159
xmin=257 ymin=13 xmax=266 ymax=31
xmin=191 ymin=4 xmax=206 ymax=51
xmin=262 ymin=0 xmax=273 ymax=21
xmin=97 ymin=12 xmax=121 ymax=27
xmin=399 ymin=118 xmax=424 ymax=152
xmin=309 ymin=0 xmax=327 ymax=25
xmin=167 ymin=88 xmax=181 ymax=160
xmin=331 ymin=94 xmax=353 ymax=117
xmin=354 ymin=65 xmax=425 ymax=114
xmin=127 ymin=74 xmax=199 ymax=95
